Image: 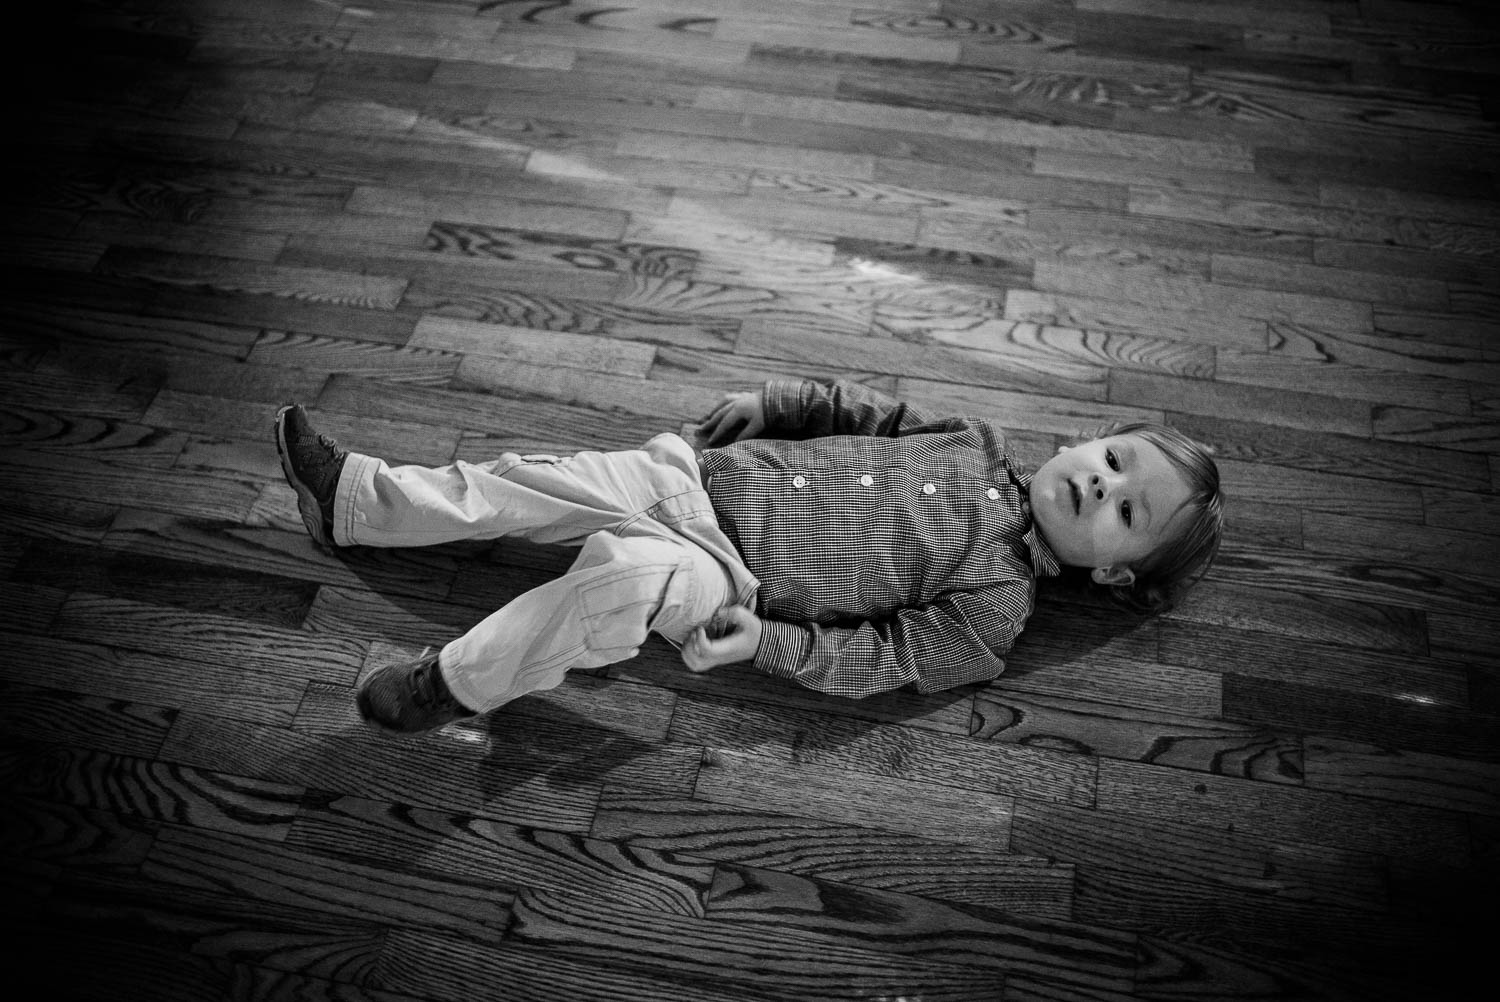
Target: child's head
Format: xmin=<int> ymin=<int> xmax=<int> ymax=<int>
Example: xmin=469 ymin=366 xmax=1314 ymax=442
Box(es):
xmin=1029 ymin=422 xmax=1224 ymax=613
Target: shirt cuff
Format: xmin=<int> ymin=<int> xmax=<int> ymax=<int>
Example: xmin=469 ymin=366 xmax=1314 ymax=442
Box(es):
xmin=753 ymin=618 xmax=812 ymax=680
xmin=761 ymin=379 xmax=808 ymax=429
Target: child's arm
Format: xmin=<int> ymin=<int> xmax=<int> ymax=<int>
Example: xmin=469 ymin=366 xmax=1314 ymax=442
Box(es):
xmin=697 ymin=379 xmax=951 ymax=447
xmin=761 ymin=379 xmax=947 ymax=439
xmin=761 ymin=583 xmax=1029 ymax=696
xmin=679 ymin=582 xmax=1031 ymax=698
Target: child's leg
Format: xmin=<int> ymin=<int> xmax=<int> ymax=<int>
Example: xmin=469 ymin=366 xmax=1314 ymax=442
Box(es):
xmin=437 ymin=530 xmax=733 ymax=712
xmin=331 ymin=435 xmax=704 ymax=549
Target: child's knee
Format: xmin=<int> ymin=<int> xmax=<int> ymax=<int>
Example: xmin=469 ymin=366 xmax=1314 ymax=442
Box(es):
xmin=572 ymin=534 xmax=685 ymax=654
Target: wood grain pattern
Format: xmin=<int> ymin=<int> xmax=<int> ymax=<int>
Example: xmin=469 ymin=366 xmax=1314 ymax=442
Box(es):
xmin=2 ymin=1 xmax=1495 ymax=998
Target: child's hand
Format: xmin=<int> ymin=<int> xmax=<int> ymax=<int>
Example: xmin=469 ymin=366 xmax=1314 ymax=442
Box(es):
xmin=696 ymin=391 xmax=766 ymax=447
xmin=681 ymin=606 xmax=763 ymax=674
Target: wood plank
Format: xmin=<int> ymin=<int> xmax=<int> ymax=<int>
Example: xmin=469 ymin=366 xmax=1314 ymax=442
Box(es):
xmin=1266 ymin=319 xmax=1500 ymax=383
xmin=158 ymin=701 xmax=603 ymax=833
xmin=277 ymin=232 xmax=628 ymax=302
xmin=703 ymin=864 xmax=1138 ymax=994
xmin=1033 ymin=148 xmax=1320 ymax=202
xmin=1211 ymin=252 xmax=1449 ymax=308
xmin=0 ymin=631 xmax=310 ymax=727
xmin=1095 ymin=758 xmax=1471 ymax=866
xmin=244 ymin=329 xmax=461 ymax=384
xmin=1188 ymin=421 xmax=1459 ymax=500
xmin=692 ymin=748 xmax=1016 ymax=848
xmin=1003 ymin=288 xmax=1268 ymax=351
xmin=1302 ymin=736 xmax=1500 ymax=815
xmin=501 ymin=885 xmax=1016 ymax=1001
xmin=0 ymin=682 xmax=176 ymax=761
xmin=0 ymin=361 xmax=162 ymax=421
xmin=1 ymin=796 xmax=157 ymax=871
xmin=1223 ymin=673 xmax=1500 ymax=764
xmin=1128 ymin=185 xmax=1428 ymax=245
xmin=1214 ymin=347 xmax=1470 ymax=413
xmin=1300 ymin=510 xmax=1500 ymax=577
xmin=96 ymin=246 xmax=409 ymax=309
xmin=457 ymin=356 xmax=723 ymax=424
xmin=139 ymin=283 xmax=421 ymax=346
xmin=1373 ymin=402 xmax=1500 ymax=453
xmin=11 ymin=537 xmax=318 ymax=628
xmin=0 ymin=744 xmax=302 ymax=840
xmin=669 ymin=692 xmax=1099 ymax=806
xmin=970 ymin=690 xmax=1303 ymax=785
xmin=736 ymin=320 xmax=1108 ymax=401
xmin=376 ymin=932 xmax=779 ymax=1002
xmin=287 ymin=792 xmax=715 ymax=917
xmin=71 ymin=210 xmax=289 ymax=261
xmin=1073 ymin=867 xmax=1417 ymax=1002
xmin=300 ymin=584 xmax=495 ymax=651
xmin=1038 ymin=260 xmax=1374 ymax=332
xmin=305 ymin=666 xmax=707 ymax=797
xmin=1424 ymin=488 xmax=1500 ymax=535
xmin=0 ymin=447 xmax=261 ymax=523
xmin=694 ymin=85 xmax=1255 ymax=168
xmin=878 ymin=156 xmax=1127 ymax=211
xmin=1111 ymin=369 xmax=1373 ymax=437
xmin=591 ymin=789 xmax=1076 ymax=917
xmin=346 ymin=184 xmax=631 ymax=239
xmin=410 ymin=316 xmax=657 ymax=375
xmin=0 ymin=404 xmax=188 ymax=469
xmin=1166 ymin=577 xmax=1430 ymax=654
xmin=1010 ymin=796 xmax=1388 ymax=913
xmin=49 ymin=591 xmax=366 ymax=684
xmin=144 ymin=823 xmax=512 ymax=941
xmin=1159 ymin=619 xmax=1470 ymax=706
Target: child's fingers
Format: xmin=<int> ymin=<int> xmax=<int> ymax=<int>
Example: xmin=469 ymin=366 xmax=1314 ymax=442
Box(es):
xmin=698 ymin=400 xmax=730 ymax=426
xmin=705 ymin=416 xmax=747 ymax=447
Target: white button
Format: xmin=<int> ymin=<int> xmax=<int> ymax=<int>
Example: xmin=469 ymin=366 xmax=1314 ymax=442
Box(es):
xmin=792 ymin=475 xmax=808 ymax=488
xmin=859 ymin=474 xmax=874 ymax=487
xmin=922 ymin=482 xmax=936 ymax=495
xmin=986 ymin=488 xmax=1000 ymax=500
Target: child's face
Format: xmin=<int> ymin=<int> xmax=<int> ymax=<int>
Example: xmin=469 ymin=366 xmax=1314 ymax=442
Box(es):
xmin=1030 ymin=433 xmax=1195 ymax=583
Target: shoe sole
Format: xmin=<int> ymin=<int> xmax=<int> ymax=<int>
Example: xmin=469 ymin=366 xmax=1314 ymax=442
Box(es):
xmin=274 ymin=404 xmax=333 ymax=549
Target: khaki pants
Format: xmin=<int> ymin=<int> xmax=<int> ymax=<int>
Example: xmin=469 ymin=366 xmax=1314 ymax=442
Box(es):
xmin=333 ymin=433 xmax=758 ymax=711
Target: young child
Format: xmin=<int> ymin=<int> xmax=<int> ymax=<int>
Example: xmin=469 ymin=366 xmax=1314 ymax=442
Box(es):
xmin=275 ymin=379 xmax=1223 ymax=733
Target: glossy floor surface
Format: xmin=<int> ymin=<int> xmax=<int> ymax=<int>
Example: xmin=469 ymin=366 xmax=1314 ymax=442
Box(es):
xmin=1 ymin=1 xmax=1497 ymax=999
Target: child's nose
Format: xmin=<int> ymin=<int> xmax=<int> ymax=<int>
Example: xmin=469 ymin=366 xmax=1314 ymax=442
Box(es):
xmin=1089 ymin=472 xmax=1116 ymax=500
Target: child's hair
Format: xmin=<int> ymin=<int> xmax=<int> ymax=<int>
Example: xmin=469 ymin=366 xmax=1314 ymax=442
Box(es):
xmin=1088 ymin=421 xmax=1225 ymax=615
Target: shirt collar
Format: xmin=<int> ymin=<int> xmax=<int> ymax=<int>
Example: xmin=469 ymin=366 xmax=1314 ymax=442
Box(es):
xmin=1011 ymin=458 xmax=1062 ymax=579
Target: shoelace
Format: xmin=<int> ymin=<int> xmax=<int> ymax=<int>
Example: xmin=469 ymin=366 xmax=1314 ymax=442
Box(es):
xmin=404 ymin=649 xmax=445 ymax=709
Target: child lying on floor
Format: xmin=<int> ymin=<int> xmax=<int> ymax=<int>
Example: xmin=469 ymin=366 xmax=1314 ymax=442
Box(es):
xmin=275 ymin=379 xmax=1224 ymax=732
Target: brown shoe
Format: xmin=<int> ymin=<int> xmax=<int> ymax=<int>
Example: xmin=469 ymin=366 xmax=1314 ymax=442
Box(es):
xmin=356 ymin=648 xmax=477 ymax=733
xmin=274 ymin=403 xmax=346 ymax=548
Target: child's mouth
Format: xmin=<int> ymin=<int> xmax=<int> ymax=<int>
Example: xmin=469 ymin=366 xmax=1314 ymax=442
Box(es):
xmin=1069 ymin=480 xmax=1081 ymax=514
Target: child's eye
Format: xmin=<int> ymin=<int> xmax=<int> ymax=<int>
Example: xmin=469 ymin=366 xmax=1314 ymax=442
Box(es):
xmin=1106 ymin=449 xmax=1120 ymax=471
xmin=1121 ymin=501 xmax=1133 ymax=526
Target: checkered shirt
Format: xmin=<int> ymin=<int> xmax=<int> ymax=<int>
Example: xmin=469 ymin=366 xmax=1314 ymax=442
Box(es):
xmin=700 ymin=379 xmax=1061 ymax=698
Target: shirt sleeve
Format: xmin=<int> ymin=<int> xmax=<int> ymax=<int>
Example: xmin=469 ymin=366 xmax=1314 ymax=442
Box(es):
xmin=751 ymin=582 xmax=1034 ymax=698
xmin=760 ymin=378 xmax=946 ymax=439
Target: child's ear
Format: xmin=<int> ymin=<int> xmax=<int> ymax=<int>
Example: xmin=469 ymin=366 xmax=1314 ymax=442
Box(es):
xmin=1091 ymin=565 xmax=1136 ymax=586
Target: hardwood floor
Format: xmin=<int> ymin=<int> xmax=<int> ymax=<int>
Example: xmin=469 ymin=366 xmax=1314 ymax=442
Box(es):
xmin=2 ymin=1 xmax=1497 ymax=998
